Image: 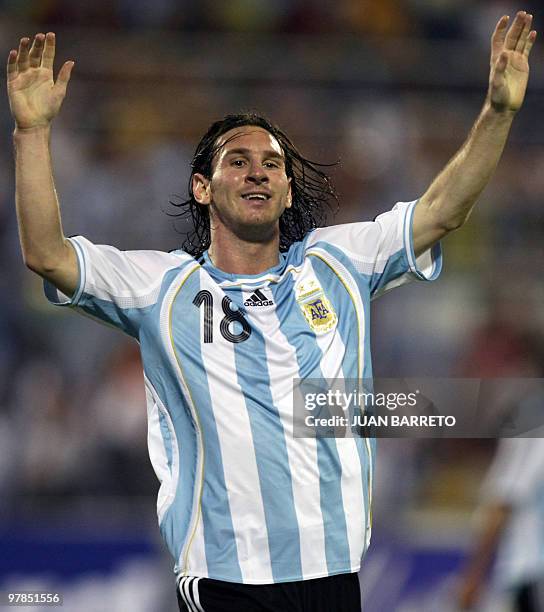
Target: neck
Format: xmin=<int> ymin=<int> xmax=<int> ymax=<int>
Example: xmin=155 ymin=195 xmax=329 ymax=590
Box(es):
xmin=208 ymin=231 xmax=281 ymax=275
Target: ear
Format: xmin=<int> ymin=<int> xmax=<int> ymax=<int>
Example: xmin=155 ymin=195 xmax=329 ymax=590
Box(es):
xmin=193 ymin=173 xmax=211 ymax=205
xmin=285 ymin=179 xmax=292 ymax=209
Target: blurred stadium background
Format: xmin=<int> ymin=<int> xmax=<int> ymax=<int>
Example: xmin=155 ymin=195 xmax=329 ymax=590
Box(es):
xmin=1 ymin=1 xmax=544 ymax=610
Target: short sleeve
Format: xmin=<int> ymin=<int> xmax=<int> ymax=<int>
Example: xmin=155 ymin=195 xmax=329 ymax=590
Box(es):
xmin=305 ymin=200 xmax=442 ymax=299
xmin=44 ymin=236 xmax=191 ymax=338
xmin=481 ymin=438 xmax=544 ymax=506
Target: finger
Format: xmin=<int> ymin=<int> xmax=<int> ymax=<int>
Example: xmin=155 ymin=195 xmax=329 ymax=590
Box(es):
xmin=7 ymin=49 xmax=18 ymax=82
xmin=16 ymin=37 xmax=31 ymax=72
xmin=54 ymin=60 xmax=74 ymax=94
xmin=491 ymin=15 xmax=510 ymax=64
xmin=515 ymin=14 xmax=532 ymax=53
xmin=493 ymin=52 xmax=508 ymax=87
xmin=524 ymin=30 xmax=537 ymax=57
xmin=28 ymin=33 xmax=45 ymax=68
xmin=505 ymin=11 xmax=527 ymax=50
xmin=496 ymin=51 xmax=508 ymax=72
xmin=491 ymin=15 xmax=509 ymax=51
xmin=41 ymin=32 xmax=56 ymax=70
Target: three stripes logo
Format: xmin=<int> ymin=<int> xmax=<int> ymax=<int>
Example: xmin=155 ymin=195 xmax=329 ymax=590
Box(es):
xmin=244 ymin=288 xmax=274 ymax=307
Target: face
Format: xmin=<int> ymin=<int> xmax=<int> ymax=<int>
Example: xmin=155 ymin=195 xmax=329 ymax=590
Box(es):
xmin=192 ymin=126 xmax=292 ymax=242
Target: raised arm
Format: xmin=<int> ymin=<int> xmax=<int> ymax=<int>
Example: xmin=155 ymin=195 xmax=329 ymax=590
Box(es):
xmin=413 ymin=11 xmax=537 ymax=256
xmin=7 ymin=33 xmax=78 ymax=296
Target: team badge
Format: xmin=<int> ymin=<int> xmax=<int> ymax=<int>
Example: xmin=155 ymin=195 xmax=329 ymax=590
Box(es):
xmin=295 ymin=280 xmax=337 ymax=334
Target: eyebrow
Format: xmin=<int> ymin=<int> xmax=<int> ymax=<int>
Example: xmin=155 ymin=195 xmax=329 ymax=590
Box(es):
xmin=223 ymin=147 xmax=285 ymax=160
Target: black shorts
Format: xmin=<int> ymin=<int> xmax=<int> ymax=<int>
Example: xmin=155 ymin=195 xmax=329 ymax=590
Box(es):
xmin=515 ymin=580 xmax=544 ymax=612
xmin=176 ymin=572 xmax=361 ymax=612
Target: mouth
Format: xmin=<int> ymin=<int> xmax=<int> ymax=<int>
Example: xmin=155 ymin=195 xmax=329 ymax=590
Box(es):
xmin=241 ymin=192 xmax=271 ymax=201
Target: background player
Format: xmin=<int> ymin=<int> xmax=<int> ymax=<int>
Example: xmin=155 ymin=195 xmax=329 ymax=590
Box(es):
xmin=458 ymin=437 xmax=544 ymax=611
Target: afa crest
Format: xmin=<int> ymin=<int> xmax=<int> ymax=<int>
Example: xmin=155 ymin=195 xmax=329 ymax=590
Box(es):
xmin=295 ymin=280 xmax=337 ymax=334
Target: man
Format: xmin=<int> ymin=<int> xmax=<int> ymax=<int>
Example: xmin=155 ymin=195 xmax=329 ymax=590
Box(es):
xmin=6 ymin=12 xmax=536 ymax=612
xmin=458 ymin=437 xmax=544 ymax=611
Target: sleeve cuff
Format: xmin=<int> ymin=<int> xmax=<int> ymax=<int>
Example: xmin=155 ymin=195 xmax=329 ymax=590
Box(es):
xmin=43 ymin=237 xmax=86 ymax=307
xmin=403 ymin=199 xmax=443 ymax=281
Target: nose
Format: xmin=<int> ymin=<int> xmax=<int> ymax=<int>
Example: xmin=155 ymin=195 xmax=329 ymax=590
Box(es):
xmin=245 ymin=161 xmax=269 ymax=185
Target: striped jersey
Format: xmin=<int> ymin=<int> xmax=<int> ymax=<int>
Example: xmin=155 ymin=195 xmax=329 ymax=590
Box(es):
xmin=45 ymin=199 xmax=441 ymax=584
xmin=482 ymin=437 xmax=544 ymax=589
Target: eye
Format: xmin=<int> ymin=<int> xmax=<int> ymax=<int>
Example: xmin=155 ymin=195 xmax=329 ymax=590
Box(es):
xmin=231 ymin=159 xmax=246 ymax=167
xmin=264 ymin=161 xmax=280 ymax=169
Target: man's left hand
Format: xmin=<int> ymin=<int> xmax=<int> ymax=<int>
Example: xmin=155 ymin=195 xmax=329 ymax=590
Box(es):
xmin=488 ymin=11 xmax=536 ymax=113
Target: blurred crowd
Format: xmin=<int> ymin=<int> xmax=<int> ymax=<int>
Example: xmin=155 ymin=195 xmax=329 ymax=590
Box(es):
xmin=1 ymin=0 xmax=543 ymax=582
xmin=2 ymin=0 xmax=542 ymax=40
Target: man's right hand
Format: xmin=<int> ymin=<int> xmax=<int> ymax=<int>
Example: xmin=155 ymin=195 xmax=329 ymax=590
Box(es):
xmin=7 ymin=32 xmax=74 ymax=130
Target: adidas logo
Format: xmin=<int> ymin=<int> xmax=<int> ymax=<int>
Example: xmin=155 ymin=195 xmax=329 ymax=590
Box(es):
xmin=244 ymin=289 xmax=274 ymax=307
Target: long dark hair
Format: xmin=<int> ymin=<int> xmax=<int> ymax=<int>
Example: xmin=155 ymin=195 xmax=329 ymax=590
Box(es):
xmin=169 ymin=112 xmax=338 ymax=257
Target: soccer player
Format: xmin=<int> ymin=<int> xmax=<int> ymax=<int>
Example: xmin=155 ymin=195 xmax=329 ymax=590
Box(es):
xmin=7 ymin=12 xmax=536 ymax=612
xmin=458 ymin=437 xmax=544 ymax=611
